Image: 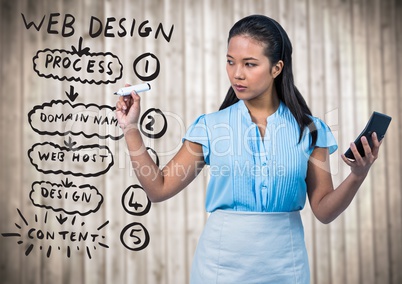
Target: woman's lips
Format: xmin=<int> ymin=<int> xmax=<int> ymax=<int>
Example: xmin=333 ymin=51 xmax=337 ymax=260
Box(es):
xmin=234 ymin=84 xmax=247 ymax=91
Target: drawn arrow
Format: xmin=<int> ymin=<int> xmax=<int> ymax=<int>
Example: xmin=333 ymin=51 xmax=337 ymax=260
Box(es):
xmin=71 ymin=37 xmax=90 ymax=56
xmin=65 ymin=85 xmax=79 ymax=102
xmin=64 ymin=137 xmax=77 ymax=149
xmin=56 ymin=214 xmax=68 ymax=225
xmin=61 ymin=178 xmax=73 ymax=188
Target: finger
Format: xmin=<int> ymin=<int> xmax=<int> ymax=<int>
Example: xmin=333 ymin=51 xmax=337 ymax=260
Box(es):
xmin=371 ymin=132 xmax=382 ymax=157
xmin=130 ymin=91 xmax=141 ymax=105
xmin=131 ymin=90 xmax=139 ymax=99
xmin=361 ymin=136 xmax=372 ymax=157
xmin=126 ymin=91 xmax=141 ymax=115
xmin=371 ymin=132 xmax=379 ymax=145
xmin=122 ymin=94 xmax=135 ymax=108
xmin=123 ymin=96 xmax=133 ymax=107
xmin=349 ymin=142 xmax=364 ymax=164
xmin=341 ymin=154 xmax=355 ymax=166
xmin=116 ymin=100 xmax=127 ymax=114
xmin=116 ymin=100 xmax=124 ymax=111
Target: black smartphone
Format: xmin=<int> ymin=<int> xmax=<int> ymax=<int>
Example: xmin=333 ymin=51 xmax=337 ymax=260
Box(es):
xmin=344 ymin=111 xmax=392 ymax=160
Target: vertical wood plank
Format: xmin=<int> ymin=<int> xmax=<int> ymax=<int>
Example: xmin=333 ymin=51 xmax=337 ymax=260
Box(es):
xmin=20 ymin=0 xmax=48 ymax=283
xmin=395 ymin=1 xmax=402 ymax=282
xmin=335 ymin=1 xmax=363 ymax=284
xmin=182 ymin=1 xmax=209 ymax=283
xmin=380 ymin=0 xmax=402 ymax=283
xmin=160 ymin=0 xmax=188 ymax=283
xmin=0 ymin=1 xmax=5 ymax=280
xmin=43 ymin=1 xmax=69 ymax=284
xmin=289 ymin=1 xmax=320 ymax=282
xmin=324 ymin=1 xmax=346 ymax=283
xmin=82 ymin=0 xmax=109 ymax=281
xmin=147 ymin=0 xmax=173 ymax=282
xmin=96 ymin=0 xmax=129 ymax=282
xmin=1 ymin=0 xmax=24 ymax=283
xmin=367 ymin=0 xmax=391 ymax=283
xmin=115 ymin=1 xmax=146 ymax=284
xmin=307 ymin=0 xmax=332 ymax=283
xmin=352 ymin=0 xmax=377 ymax=283
xmin=395 ymin=0 xmax=402 ymax=279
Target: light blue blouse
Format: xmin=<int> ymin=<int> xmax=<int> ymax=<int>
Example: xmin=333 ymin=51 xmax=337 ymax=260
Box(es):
xmin=183 ymin=100 xmax=338 ymax=212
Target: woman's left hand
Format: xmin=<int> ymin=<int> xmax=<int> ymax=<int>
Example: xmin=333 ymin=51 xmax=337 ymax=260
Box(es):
xmin=341 ymin=132 xmax=383 ymax=178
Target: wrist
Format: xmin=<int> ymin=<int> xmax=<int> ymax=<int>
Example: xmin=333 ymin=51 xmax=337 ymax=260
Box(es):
xmin=122 ymin=123 xmax=140 ymax=135
xmin=349 ymin=171 xmax=368 ymax=183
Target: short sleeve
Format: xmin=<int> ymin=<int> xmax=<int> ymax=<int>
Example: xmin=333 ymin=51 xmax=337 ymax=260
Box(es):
xmin=182 ymin=114 xmax=210 ymax=164
xmin=312 ymin=117 xmax=338 ymax=154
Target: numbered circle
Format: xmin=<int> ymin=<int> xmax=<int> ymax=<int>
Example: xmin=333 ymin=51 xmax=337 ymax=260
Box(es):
xmin=133 ymin=52 xmax=160 ymax=81
xmin=120 ymin=222 xmax=150 ymax=251
xmin=122 ymin=185 xmax=151 ymax=216
xmin=139 ymin=108 xmax=168 ymax=139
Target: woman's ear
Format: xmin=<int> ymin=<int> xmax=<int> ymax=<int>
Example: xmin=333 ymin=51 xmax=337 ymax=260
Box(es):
xmin=272 ymin=60 xmax=284 ymax=78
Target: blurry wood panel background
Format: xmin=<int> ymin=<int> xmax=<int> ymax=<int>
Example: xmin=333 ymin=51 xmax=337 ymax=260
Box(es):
xmin=0 ymin=0 xmax=401 ymax=283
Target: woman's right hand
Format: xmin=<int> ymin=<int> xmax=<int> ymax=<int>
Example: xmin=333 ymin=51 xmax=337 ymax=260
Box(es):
xmin=115 ymin=84 xmax=141 ymax=132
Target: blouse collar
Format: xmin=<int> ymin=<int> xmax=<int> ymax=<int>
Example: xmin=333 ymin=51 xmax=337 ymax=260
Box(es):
xmin=236 ymin=99 xmax=285 ymax=124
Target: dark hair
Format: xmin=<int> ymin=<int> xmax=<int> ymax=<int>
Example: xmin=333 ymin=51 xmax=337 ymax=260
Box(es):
xmin=219 ymin=14 xmax=317 ymax=146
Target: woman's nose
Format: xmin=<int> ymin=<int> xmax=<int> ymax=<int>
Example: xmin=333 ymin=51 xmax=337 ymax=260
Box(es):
xmin=234 ymin=66 xmax=245 ymax=80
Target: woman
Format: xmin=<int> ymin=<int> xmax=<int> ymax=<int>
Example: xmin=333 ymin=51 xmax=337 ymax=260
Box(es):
xmin=116 ymin=15 xmax=382 ymax=284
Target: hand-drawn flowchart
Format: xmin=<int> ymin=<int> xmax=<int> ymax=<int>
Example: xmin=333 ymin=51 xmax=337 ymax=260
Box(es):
xmin=2 ymin=12 xmax=174 ymax=258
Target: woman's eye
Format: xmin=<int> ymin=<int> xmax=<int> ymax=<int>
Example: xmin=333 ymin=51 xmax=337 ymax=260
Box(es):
xmin=246 ymin=62 xmax=256 ymax=67
xmin=227 ymin=60 xmax=234 ymax=65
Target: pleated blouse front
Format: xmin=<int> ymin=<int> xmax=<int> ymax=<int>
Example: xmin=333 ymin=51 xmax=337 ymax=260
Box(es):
xmin=183 ymin=100 xmax=338 ymax=213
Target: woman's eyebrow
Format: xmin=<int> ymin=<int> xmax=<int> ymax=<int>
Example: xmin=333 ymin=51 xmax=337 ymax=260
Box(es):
xmin=226 ymin=54 xmax=259 ymax=61
xmin=243 ymin=57 xmax=258 ymax=61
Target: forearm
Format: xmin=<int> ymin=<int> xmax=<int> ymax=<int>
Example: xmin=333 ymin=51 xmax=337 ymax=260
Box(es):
xmin=308 ymin=133 xmax=381 ymax=224
xmin=316 ymin=172 xmax=367 ymax=224
xmin=123 ymin=127 xmax=165 ymax=201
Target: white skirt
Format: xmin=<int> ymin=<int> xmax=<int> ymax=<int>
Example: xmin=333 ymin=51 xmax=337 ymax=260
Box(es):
xmin=190 ymin=210 xmax=310 ymax=284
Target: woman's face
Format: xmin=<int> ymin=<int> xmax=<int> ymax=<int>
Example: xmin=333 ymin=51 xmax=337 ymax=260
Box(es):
xmin=226 ymin=35 xmax=276 ymax=103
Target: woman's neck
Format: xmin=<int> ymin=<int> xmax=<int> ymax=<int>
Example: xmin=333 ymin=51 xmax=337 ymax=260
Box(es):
xmin=244 ymin=91 xmax=280 ymax=120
